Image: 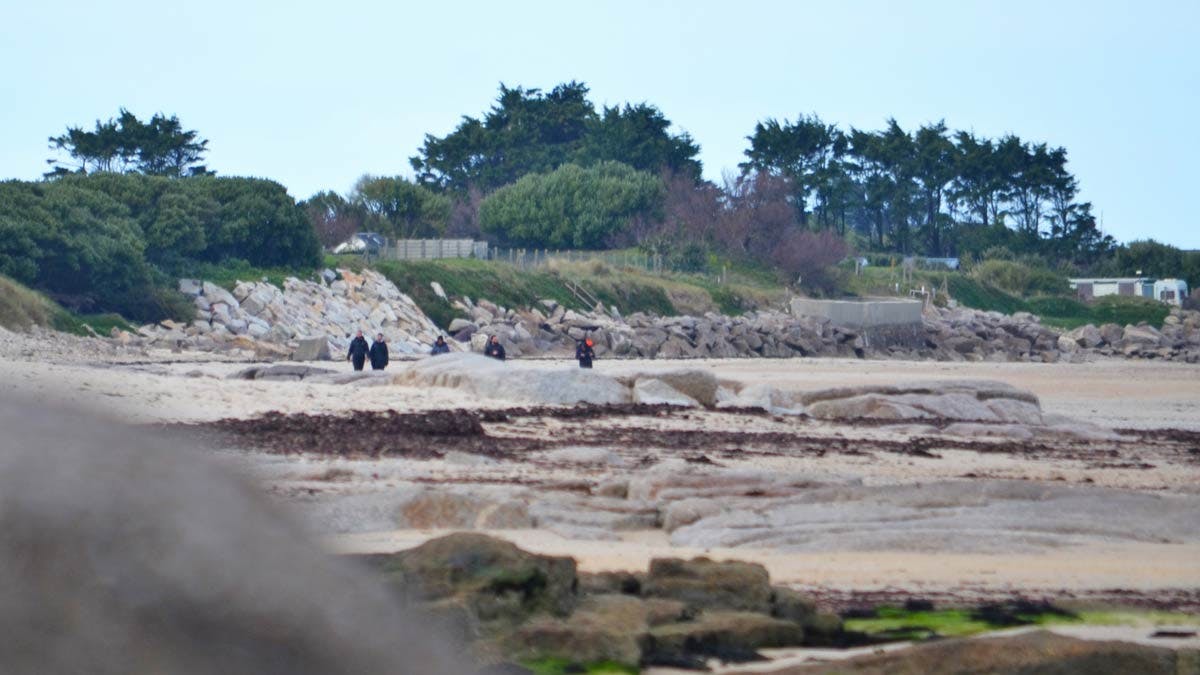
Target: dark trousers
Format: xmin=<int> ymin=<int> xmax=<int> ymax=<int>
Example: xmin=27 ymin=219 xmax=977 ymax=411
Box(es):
xmin=578 ymin=358 xmax=593 ymax=369
xmin=352 ymin=356 xmax=365 ymax=371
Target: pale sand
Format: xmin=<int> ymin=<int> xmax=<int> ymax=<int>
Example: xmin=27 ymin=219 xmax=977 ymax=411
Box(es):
xmin=3 ymin=350 xmax=1199 ymax=596
xmin=3 ymin=354 xmax=1198 ymax=428
xmin=327 ymin=528 xmax=1200 ymax=592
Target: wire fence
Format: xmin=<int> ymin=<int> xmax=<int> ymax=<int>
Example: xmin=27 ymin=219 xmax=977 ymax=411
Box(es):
xmin=353 ymin=238 xmax=729 ymax=282
xmin=485 ymin=247 xmax=670 ymax=273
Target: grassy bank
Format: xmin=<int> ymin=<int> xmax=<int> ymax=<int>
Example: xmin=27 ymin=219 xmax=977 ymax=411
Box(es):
xmin=0 ymin=275 xmax=134 ymax=336
xmin=332 ymin=255 xmax=786 ymax=331
xmin=845 ymin=266 xmax=1170 ymax=329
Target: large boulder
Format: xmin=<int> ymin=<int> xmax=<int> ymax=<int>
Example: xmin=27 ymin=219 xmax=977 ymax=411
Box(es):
xmin=625 ymin=370 xmax=719 ymax=406
xmin=293 ymin=337 xmax=333 ymax=361
xmin=366 ymin=533 xmax=578 ymax=625
xmin=0 ymin=396 xmax=471 ymax=675
xmin=632 ymin=378 xmax=700 ymax=407
xmin=389 ymin=352 xmax=631 ymax=406
xmin=804 ymin=380 xmax=1041 ymax=423
xmin=505 ymin=594 xmax=649 ymax=667
xmin=643 ymin=557 xmax=773 ymax=614
xmin=1123 ymin=324 xmax=1164 ymax=346
xmin=1098 ymin=323 xmax=1124 ymax=345
xmin=1066 ymin=323 xmax=1104 ymax=349
xmin=642 ymin=611 xmax=805 ymax=666
xmin=396 ymin=490 xmax=532 ymax=530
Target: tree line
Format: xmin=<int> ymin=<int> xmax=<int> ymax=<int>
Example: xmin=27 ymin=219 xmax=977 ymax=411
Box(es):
xmin=304 ymin=83 xmax=1121 ymax=277
xmin=741 ymin=115 xmax=1111 ymax=263
xmin=8 ymin=94 xmax=1197 ymax=323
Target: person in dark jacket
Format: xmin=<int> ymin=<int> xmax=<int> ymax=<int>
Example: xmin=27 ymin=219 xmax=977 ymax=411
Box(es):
xmin=575 ymin=337 xmax=596 ymax=369
xmin=347 ymin=330 xmax=369 ymax=371
xmin=369 ymin=333 xmax=389 ymax=371
xmin=483 ymin=335 xmax=506 ymax=361
xmin=430 ymin=336 xmax=450 ymax=355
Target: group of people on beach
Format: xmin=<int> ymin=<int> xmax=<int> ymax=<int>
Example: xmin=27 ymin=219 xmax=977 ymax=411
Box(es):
xmin=346 ymin=330 xmax=389 ymax=371
xmin=346 ymin=331 xmax=596 ymax=370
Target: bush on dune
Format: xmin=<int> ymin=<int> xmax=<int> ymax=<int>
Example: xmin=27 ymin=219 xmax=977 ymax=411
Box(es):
xmin=0 ymin=174 xmax=319 ymax=322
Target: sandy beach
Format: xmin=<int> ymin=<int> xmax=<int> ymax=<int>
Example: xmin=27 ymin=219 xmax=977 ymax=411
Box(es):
xmin=3 ymin=329 xmax=1199 ymax=609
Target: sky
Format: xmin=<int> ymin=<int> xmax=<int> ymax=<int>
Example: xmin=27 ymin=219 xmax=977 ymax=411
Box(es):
xmin=2 ymin=0 xmax=1197 ymax=248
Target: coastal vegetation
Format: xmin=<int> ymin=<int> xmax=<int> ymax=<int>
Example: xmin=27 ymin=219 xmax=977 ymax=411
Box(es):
xmin=1 ymin=92 xmax=1196 ymax=328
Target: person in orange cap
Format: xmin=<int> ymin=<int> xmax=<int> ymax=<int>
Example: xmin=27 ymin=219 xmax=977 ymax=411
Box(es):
xmin=575 ymin=335 xmax=596 ymax=369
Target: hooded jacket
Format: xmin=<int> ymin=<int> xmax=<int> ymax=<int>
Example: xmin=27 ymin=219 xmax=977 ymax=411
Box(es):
xmin=369 ymin=340 xmax=389 ymax=370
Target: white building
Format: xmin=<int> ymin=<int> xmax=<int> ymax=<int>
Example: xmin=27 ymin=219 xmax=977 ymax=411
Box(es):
xmin=1153 ymin=278 xmax=1189 ymax=305
xmin=1069 ymin=277 xmax=1189 ymax=306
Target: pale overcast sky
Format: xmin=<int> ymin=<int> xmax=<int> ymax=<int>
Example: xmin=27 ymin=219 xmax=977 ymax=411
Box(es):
xmin=2 ymin=0 xmax=1197 ymax=247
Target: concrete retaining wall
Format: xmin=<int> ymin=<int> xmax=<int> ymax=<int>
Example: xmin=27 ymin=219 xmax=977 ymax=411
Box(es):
xmin=789 ymin=298 xmax=923 ymax=328
xmin=790 ymin=298 xmax=926 ymax=350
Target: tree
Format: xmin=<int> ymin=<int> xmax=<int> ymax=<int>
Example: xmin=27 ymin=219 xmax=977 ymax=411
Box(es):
xmin=771 ymin=228 xmax=849 ymax=291
xmin=478 ymin=162 xmax=663 ymax=249
xmin=578 ymin=104 xmax=702 ymax=180
xmin=1008 ymin=141 xmax=1056 ymax=237
xmin=911 ymin=122 xmax=957 ymax=255
xmin=411 ymin=82 xmax=700 ymax=193
xmin=46 ymin=109 xmax=210 ymax=178
xmin=722 ymin=171 xmax=800 ymax=256
xmin=302 ymin=191 xmax=363 ymax=248
xmin=411 ymin=82 xmax=596 ymax=192
xmin=741 ymin=113 xmax=842 ymax=227
xmin=351 ymin=176 xmax=450 ymax=239
xmin=949 ymin=132 xmax=1005 ymax=227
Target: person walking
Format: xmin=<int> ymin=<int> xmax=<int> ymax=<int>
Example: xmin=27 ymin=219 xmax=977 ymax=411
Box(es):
xmin=369 ymin=333 xmax=389 ymax=371
xmin=483 ymin=335 xmax=506 ymax=361
xmin=575 ymin=336 xmax=596 ymax=369
xmin=347 ymin=330 xmax=369 ymax=371
xmin=430 ymin=335 xmax=450 ymax=355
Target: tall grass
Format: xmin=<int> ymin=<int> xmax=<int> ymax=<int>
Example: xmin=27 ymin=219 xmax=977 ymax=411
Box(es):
xmin=0 ymin=275 xmax=135 ymax=335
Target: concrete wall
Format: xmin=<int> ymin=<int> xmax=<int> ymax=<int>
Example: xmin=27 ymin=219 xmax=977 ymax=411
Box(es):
xmin=790 ymin=298 xmax=926 ymax=350
xmin=790 ymin=298 xmax=924 ymax=328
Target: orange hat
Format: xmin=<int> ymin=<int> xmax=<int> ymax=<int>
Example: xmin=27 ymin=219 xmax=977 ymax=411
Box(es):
xmin=585 ymin=338 xmax=593 ymax=347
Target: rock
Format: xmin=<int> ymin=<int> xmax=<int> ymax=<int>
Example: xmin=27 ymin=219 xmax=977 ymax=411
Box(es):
xmin=397 ymin=491 xmax=532 ymax=530
xmin=632 ymin=378 xmax=700 ymax=407
xmin=539 ymin=446 xmax=624 ymax=467
xmin=1124 ymin=324 xmax=1164 ymax=346
xmin=785 ymin=629 xmax=1188 ymax=674
xmin=177 ymin=278 xmax=202 ymax=296
xmin=1099 ymin=323 xmax=1124 ymax=345
xmin=430 ymin=281 xmax=447 ymax=300
xmin=622 ymin=369 xmax=718 ymax=407
xmin=0 ymin=397 xmax=473 ymax=675
xmin=293 ymin=337 xmax=333 ymax=361
xmin=367 ymin=533 xmax=577 ymax=622
xmin=505 ymin=594 xmax=647 ymax=666
xmin=643 ymin=611 xmax=805 ymax=666
xmin=985 ymin=397 xmax=1044 ymax=425
xmin=770 ymin=586 xmax=818 ymax=625
xmin=804 ymin=381 xmax=1040 ymax=423
xmin=227 ymin=365 xmax=337 ymax=381
xmin=942 ymin=422 xmax=1036 ymax=441
xmin=201 ymin=281 xmax=238 ymax=308
xmin=389 ymin=353 xmax=632 ymax=406
xmin=1066 ymin=323 xmax=1104 ymax=349
xmin=448 ymin=318 xmax=476 ymax=333
xmin=643 ymin=558 xmax=773 ymax=614
xmin=1057 ymin=335 xmax=1079 ymax=352
xmin=578 ymin=571 xmax=643 ymax=596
